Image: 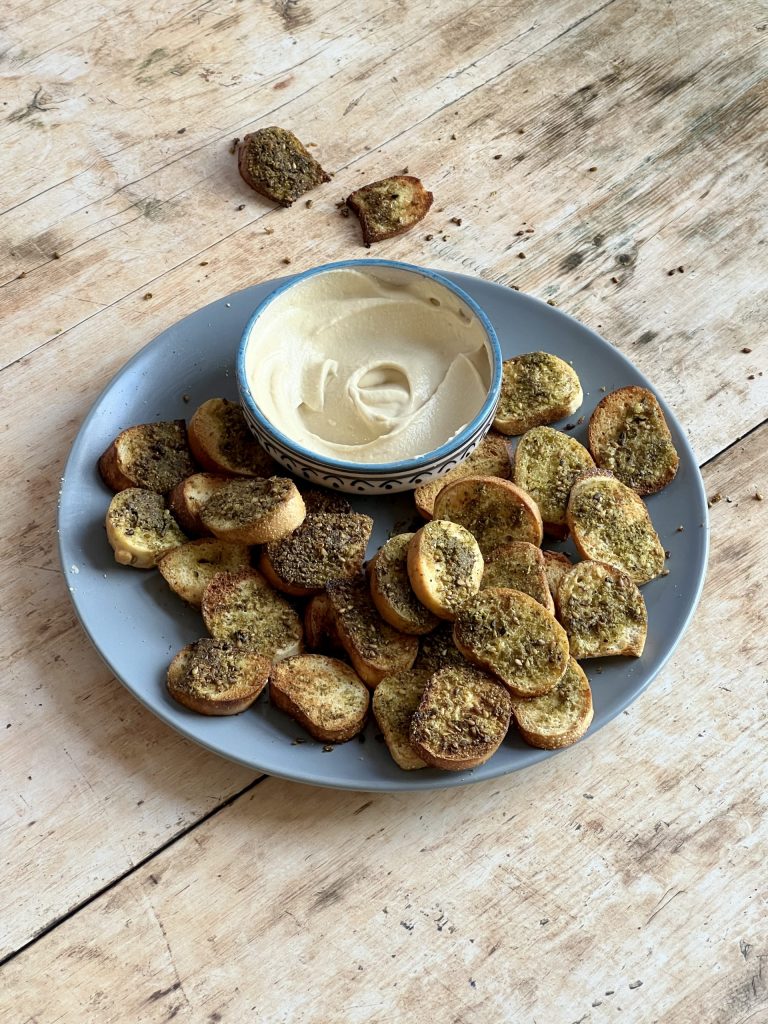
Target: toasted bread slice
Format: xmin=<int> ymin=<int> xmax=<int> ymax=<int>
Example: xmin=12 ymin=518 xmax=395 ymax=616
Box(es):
xmin=493 ymin=353 xmax=583 ymax=435
xmin=167 ymin=639 xmax=270 ymax=715
xmin=413 ymin=621 xmax=469 ymax=677
xmin=188 ymin=398 xmax=276 ymax=478
xmin=167 ymin=473 xmax=233 ymax=535
xmin=158 ymin=538 xmax=251 ymax=607
xmin=414 ymin=432 xmax=512 ymax=519
xmin=407 ymin=520 xmax=484 ymax=621
xmin=98 ymin=420 xmax=196 ymax=493
xmin=346 ymin=175 xmax=433 ymax=245
xmin=237 ymin=127 xmax=331 ymax=207
xmin=588 ymin=386 xmax=680 ymax=495
xmin=542 ymin=550 xmax=573 ymax=602
xmin=410 ymin=664 xmax=512 ymax=771
xmin=453 ymin=587 xmax=569 ymax=697
xmin=432 ymin=476 xmax=543 ymax=556
xmin=556 ymin=561 xmax=647 ymax=658
xmin=372 ymin=670 xmax=429 ymax=770
xmin=105 ymin=488 xmax=187 ymax=568
xmin=511 ymin=658 xmax=593 ymax=749
xmin=370 ymin=533 xmax=440 ymax=635
xmin=259 ymin=512 xmax=373 ymax=597
xmin=199 ymin=477 xmax=305 ymax=544
xmin=513 ymin=426 xmax=595 ymax=534
xmin=269 ymin=654 xmax=369 ymax=742
xmin=303 ymin=593 xmax=344 ymax=653
xmin=566 ymin=470 xmax=665 ymax=584
xmin=480 ymin=542 xmax=554 ymax=613
xmin=325 ymin=578 xmax=418 ymax=687
xmin=300 ymin=489 xmax=353 ymax=516
xmin=202 ymin=568 xmax=303 ymax=661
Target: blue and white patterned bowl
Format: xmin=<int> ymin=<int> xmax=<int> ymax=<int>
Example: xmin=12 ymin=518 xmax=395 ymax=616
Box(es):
xmin=236 ymin=259 xmax=502 ymax=495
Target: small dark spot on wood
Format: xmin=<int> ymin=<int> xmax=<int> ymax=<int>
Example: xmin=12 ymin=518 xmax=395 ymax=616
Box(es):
xmin=637 ymin=330 xmax=658 ymax=345
xmin=611 ymin=276 xmax=619 ymax=284
xmin=282 ymin=258 xmax=292 ymax=265
xmin=561 ymin=251 xmax=584 ymax=271
xmin=199 ymin=261 xmax=208 ymax=266
xmin=493 ymin=153 xmax=502 ymax=160
xmin=353 ymin=800 xmax=373 ymax=815
xmin=593 ymin=233 xmax=605 ymax=246
xmin=517 ymin=252 xmax=526 ymax=259
xmin=143 ymin=292 xmax=153 ymax=300
xmin=617 ymin=252 xmax=635 ymax=266
xmin=52 ymin=251 xmax=60 ymax=260
xmin=236 ymin=204 xmax=245 ymax=211
xmin=272 ymin=76 xmax=294 ymax=90
xmin=628 ymin=980 xmax=643 ymax=990
xmin=147 ymin=981 xmax=181 ymax=1003
xmin=587 ymin=166 xmax=597 ymax=172
xmin=741 ymin=346 xmax=752 ymax=353
xmin=469 ymin=979 xmax=476 ymax=988
xmin=177 ymin=127 xmax=186 ymax=134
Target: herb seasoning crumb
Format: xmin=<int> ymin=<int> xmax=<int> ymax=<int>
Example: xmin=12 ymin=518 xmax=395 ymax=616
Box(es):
xmin=229 ymin=137 xmax=240 ymax=154
xmin=52 ymin=251 xmax=60 ymax=260
xmin=742 ymin=346 xmax=752 ymax=353
xmin=755 ymin=492 xmax=764 ymax=501
xmin=143 ymin=292 xmax=153 ymax=300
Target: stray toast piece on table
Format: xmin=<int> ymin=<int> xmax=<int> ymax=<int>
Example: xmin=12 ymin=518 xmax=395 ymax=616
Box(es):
xmin=372 ymin=670 xmax=429 ymax=770
xmin=432 ymin=475 xmax=543 ymax=556
xmin=346 ymin=175 xmax=433 ymax=245
xmin=513 ymin=426 xmax=595 ymax=536
xmin=453 ymin=587 xmax=569 ymax=697
xmin=260 ymin=512 xmax=373 ymax=596
xmin=188 ymin=398 xmax=276 ymax=477
xmin=414 ymin=431 xmax=512 ymax=519
xmin=370 ymin=533 xmax=440 ymax=635
xmin=542 ymin=550 xmax=573 ymax=603
xmin=566 ymin=470 xmax=665 ymax=584
xmin=237 ymin=127 xmax=331 ymax=207
xmin=199 ymin=477 xmax=305 ymax=544
xmin=106 ymin=488 xmax=187 ymax=568
xmin=480 ymin=542 xmax=554 ymax=613
xmin=555 ymin=561 xmax=647 ymax=658
xmin=167 ymin=639 xmax=270 ymax=715
xmin=158 ymin=538 xmax=251 ymax=607
xmin=588 ymin=385 xmax=680 ymax=495
xmin=326 ymin=578 xmax=418 ymax=687
xmin=410 ymin=664 xmax=512 ymax=771
xmin=407 ymin=520 xmax=484 ymax=621
xmin=168 ymin=472 xmax=233 ymax=535
xmin=98 ymin=420 xmax=196 ymax=493
xmin=270 ymin=654 xmax=369 ymax=743
xmin=511 ymin=658 xmax=593 ymax=749
xmin=202 ymin=568 xmax=303 ymax=661
xmin=303 ymin=593 xmax=344 ymax=653
xmin=412 ymin=621 xmax=469 ymax=677
xmin=493 ymin=352 xmax=583 ymax=436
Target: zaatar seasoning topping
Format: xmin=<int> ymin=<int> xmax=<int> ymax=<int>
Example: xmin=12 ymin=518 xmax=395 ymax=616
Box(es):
xmin=237 ymin=127 xmax=331 ymax=207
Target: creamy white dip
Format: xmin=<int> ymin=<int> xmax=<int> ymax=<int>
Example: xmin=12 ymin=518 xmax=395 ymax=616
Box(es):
xmin=244 ymin=266 xmax=491 ymax=464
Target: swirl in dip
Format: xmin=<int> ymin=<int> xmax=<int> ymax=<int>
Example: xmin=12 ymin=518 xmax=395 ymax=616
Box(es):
xmin=244 ymin=266 xmax=492 ymax=464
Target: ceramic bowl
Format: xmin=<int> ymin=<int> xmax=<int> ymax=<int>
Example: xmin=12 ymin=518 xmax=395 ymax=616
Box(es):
xmin=236 ymin=259 xmax=502 ymax=494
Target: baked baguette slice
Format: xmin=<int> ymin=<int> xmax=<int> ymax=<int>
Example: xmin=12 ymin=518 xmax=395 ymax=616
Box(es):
xmin=270 ymin=654 xmax=369 ymax=743
xmin=511 ymin=658 xmax=593 ymax=749
xmin=158 ymin=538 xmax=251 ymax=607
xmin=259 ymin=512 xmax=373 ymax=596
xmin=326 ymin=578 xmax=418 ymax=687
xmin=188 ymin=398 xmax=276 ymax=477
xmin=300 ymin=489 xmax=353 ymax=516
xmin=588 ymin=385 xmax=680 ymax=495
xmin=555 ymin=561 xmax=647 ymax=658
xmin=432 ymin=476 xmax=543 ymax=556
xmin=407 ymin=520 xmax=484 ymax=621
xmin=167 ymin=473 xmax=233 ymax=536
xmin=566 ymin=470 xmax=665 ymax=584
xmin=237 ymin=127 xmax=331 ymax=207
xmin=167 ymin=639 xmax=270 ymax=715
xmin=542 ymin=550 xmax=573 ymax=603
xmin=372 ymin=670 xmax=429 ymax=770
xmin=410 ymin=664 xmax=512 ymax=771
xmin=202 ymin=568 xmax=303 ymax=662
xmin=106 ymin=488 xmax=187 ymax=568
xmin=513 ymin=426 xmax=595 ymax=535
xmin=346 ymin=175 xmax=433 ymax=245
xmin=412 ymin=621 xmax=469 ymax=677
xmin=370 ymin=533 xmax=440 ymax=635
xmin=414 ymin=432 xmax=512 ymax=519
xmin=199 ymin=477 xmax=305 ymax=544
xmin=493 ymin=352 xmax=583 ymax=436
xmin=480 ymin=542 xmax=554 ymax=613
xmin=303 ymin=593 xmax=344 ymax=653
xmin=453 ymin=587 xmax=569 ymax=698
xmin=98 ymin=420 xmax=196 ymax=493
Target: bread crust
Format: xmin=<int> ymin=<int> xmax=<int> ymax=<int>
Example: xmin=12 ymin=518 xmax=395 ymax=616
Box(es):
xmin=480 ymin=542 xmax=554 ymax=614
xmin=158 ymin=538 xmax=251 ymax=607
xmin=167 ymin=639 xmax=270 ymax=715
xmin=542 ymin=550 xmax=573 ymax=604
xmin=188 ymin=398 xmax=276 ymax=477
xmin=493 ymin=352 xmax=583 ymax=436
xmin=414 ymin=431 xmax=512 ymax=520
xmin=303 ymin=593 xmax=344 ymax=653
xmin=432 ymin=475 xmax=543 ymax=556
xmin=167 ymin=473 xmax=233 ymax=535
xmin=98 ymin=420 xmax=196 ymax=494
xmin=370 ymin=533 xmax=440 ymax=634
xmin=105 ymin=488 xmax=187 ymax=568
xmin=406 ymin=520 xmax=484 ymax=620
xmin=269 ymin=655 xmax=369 ymax=742
xmin=199 ymin=477 xmax=306 ymax=545
xmin=511 ymin=658 xmax=593 ymax=749
xmin=372 ymin=670 xmax=429 ymax=770
xmin=346 ymin=175 xmax=433 ymax=245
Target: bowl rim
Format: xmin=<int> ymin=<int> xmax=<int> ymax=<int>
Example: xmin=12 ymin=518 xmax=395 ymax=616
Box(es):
xmin=236 ymin=258 xmax=503 ymax=473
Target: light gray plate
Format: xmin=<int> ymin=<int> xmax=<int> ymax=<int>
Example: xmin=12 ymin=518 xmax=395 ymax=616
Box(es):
xmin=58 ymin=270 xmax=708 ymax=791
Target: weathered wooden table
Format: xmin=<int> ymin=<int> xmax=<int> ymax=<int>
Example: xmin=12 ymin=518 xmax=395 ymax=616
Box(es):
xmin=2 ymin=1 xmax=766 ymax=1020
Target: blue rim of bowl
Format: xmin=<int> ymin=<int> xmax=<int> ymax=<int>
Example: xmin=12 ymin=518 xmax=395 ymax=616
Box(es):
xmin=235 ymin=258 xmax=503 ymax=473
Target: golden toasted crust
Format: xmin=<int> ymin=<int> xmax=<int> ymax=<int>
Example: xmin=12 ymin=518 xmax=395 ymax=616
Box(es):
xmin=566 ymin=470 xmax=665 ymax=584
xmin=372 ymin=670 xmax=429 ymax=770
xmin=542 ymin=550 xmax=573 ymax=604
xmin=513 ymin=426 xmax=595 ymax=531
xmin=370 ymin=533 xmax=440 ymax=635
xmin=303 ymin=593 xmax=344 ymax=653
xmin=105 ymin=488 xmax=187 ymax=569
xmin=158 ymin=538 xmax=251 ymax=607
xmin=167 ymin=639 xmax=270 ymax=715
xmin=588 ymin=385 xmax=680 ymax=495
xmin=98 ymin=420 xmax=196 ymax=493
xmin=555 ymin=561 xmax=647 ymax=658
xmin=511 ymin=658 xmax=593 ymax=749
xmin=414 ymin=432 xmax=512 ymax=519
xmin=346 ymin=175 xmax=433 ymax=245
xmin=493 ymin=352 xmax=583 ymax=436
xmin=269 ymin=655 xmax=369 ymax=742
xmin=432 ymin=476 xmax=543 ymax=555
xmin=188 ymin=398 xmax=276 ymax=477
xmin=167 ymin=473 xmax=233 ymax=535
xmin=453 ymin=587 xmax=569 ymax=698
xmin=480 ymin=542 xmax=554 ymax=613
xmin=201 ymin=568 xmax=303 ymax=662
xmin=410 ymin=664 xmax=512 ymax=771
xmin=407 ymin=520 xmax=484 ymax=621
xmin=199 ymin=477 xmax=305 ymax=545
